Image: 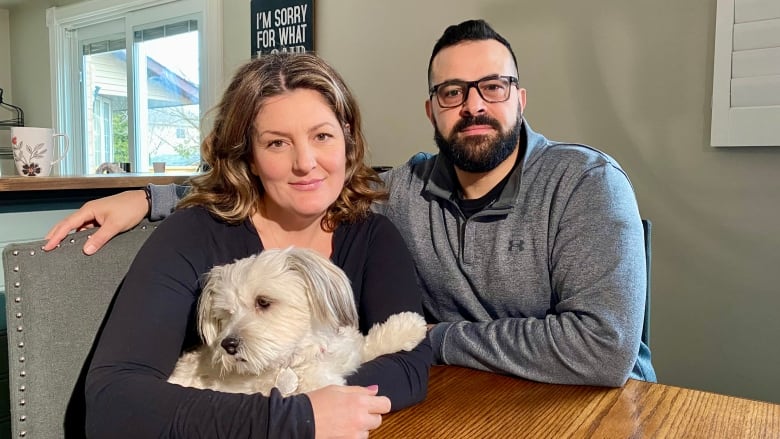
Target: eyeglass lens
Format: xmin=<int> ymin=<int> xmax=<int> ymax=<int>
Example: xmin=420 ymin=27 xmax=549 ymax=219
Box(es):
xmin=436 ymin=77 xmax=513 ymax=108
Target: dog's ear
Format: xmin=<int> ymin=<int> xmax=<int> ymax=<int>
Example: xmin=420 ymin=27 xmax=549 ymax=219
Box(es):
xmin=197 ymin=263 xmax=226 ymax=345
xmin=285 ymin=248 xmax=358 ymax=329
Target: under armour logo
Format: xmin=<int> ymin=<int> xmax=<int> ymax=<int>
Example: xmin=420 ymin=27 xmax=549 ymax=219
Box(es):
xmin=508 ymin=240 xmax=525 ymax=252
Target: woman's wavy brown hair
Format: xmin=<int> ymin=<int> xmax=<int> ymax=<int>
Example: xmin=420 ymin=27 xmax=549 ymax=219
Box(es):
xmin=179 ymin=53 xmax=387 ymax=230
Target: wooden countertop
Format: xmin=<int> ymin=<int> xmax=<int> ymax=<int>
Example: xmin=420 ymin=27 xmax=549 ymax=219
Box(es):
xmin=373 ymin=366 xmax=780 ymax=438
xmin=0 ymin=173 xmax=195 ymax=192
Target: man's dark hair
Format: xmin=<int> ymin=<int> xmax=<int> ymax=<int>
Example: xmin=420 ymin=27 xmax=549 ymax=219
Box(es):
xmin=427 ymin=19 xmax=518 ymax=87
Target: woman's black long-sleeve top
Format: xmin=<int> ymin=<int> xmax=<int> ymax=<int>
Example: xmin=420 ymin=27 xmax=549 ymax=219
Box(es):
xmin=85 ymin=206 xmax=432 ymax=438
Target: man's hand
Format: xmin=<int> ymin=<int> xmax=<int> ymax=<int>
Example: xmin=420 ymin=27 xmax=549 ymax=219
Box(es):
xmin=307 ymin=384 xmax=390 ymax=439
xmin=43 ymin=189 xmax=149 ymax=255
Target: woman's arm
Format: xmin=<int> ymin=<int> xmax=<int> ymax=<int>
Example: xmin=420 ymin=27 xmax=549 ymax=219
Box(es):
xmin=43 ymin=183 xmax=190 ymax=254
xmin=43 ymin=189 xmax=149 ymax=254
xmin=337 ymin=214 xmax=433 ymax=411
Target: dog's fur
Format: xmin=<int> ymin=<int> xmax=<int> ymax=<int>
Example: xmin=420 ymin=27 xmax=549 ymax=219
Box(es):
xmin=168 ymin=247 xmax=427 ymax=396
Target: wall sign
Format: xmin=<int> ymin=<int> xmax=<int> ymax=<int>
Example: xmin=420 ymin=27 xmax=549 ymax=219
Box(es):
xmin=250 ymin=0 xmax=314 ymax=57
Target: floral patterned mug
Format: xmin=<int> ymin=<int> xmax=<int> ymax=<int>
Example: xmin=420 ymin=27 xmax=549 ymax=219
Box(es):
xmin=10 ymin=127 xmax=70 ymax=177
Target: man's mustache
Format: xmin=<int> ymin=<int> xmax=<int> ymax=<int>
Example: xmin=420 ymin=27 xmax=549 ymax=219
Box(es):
xmin=452 ymin=115 xmax=502 ymax=134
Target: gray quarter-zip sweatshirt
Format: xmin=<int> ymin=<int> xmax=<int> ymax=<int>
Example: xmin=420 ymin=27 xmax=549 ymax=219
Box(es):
xmin=375 ymin=121 xmax=655 ymax=386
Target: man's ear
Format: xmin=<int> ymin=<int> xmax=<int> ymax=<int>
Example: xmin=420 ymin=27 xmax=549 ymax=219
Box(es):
xmin=518 ymin=87 xmax=527 ymax=115
xmin=425 ymin=99 xmax=435 ymax=126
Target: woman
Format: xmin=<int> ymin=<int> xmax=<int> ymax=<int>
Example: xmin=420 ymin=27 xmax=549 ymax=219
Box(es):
xmin=85 ymin=53 xmax=432 ymax=438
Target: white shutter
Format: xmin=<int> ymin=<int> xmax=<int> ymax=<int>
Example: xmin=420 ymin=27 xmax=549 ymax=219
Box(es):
xmin=711 ymin=0 xmax=780 ymax=147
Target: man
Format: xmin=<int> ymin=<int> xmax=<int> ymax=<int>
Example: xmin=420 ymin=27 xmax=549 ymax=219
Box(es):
xmin=45 ymin=19 xmax=655 ymax=386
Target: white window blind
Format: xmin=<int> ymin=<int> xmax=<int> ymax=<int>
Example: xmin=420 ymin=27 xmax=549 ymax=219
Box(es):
xmin=711 ymin=0 xmax=780 ymax=147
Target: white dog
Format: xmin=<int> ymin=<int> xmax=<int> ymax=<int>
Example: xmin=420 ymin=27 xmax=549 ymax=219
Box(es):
xmin=168 ymin=247 xmax=427 ymax=396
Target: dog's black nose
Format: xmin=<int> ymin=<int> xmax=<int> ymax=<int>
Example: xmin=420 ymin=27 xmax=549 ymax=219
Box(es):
xmin=221 ymin=336 xmax=240 ymax=355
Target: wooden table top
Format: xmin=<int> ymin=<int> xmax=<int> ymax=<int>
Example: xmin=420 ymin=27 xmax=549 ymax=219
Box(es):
xmin=0 ymin=172 xmax=194 ymax=192
xmin=373 ymin=366 xmax=780 ymax=438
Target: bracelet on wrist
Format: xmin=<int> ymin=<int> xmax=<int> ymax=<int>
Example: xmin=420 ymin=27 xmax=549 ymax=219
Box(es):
xmin=143 ymin=185 xmax=152 ymax=217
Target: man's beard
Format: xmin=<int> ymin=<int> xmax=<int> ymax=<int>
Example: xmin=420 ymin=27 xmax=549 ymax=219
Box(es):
xmin=433 ymin=112 xmax=522 ymax=173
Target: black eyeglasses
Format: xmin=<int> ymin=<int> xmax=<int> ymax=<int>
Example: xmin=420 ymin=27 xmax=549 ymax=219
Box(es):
xmin=429 ymin=75 xmax=519 ymax=108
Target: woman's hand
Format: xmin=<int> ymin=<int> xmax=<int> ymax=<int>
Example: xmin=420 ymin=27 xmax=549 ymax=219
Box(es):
xmin=43 ymin=190 xmax=148 ymax=255
xmin=308 ymin=384 xmax=391 ymax=439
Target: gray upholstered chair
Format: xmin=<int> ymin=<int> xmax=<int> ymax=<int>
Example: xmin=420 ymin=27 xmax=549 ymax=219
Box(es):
xmin=2 ymin=220 xmax=155 ymax=438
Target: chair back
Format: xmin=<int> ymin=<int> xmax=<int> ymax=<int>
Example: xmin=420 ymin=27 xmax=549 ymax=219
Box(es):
xmin=641 ymin=219 xmax=652 ymax=346
xmin=2 ymin=221 xmax=154 ymax=438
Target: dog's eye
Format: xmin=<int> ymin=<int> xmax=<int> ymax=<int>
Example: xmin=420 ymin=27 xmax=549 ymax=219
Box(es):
xmin=255 ymin=296 xmax=272 ymax=310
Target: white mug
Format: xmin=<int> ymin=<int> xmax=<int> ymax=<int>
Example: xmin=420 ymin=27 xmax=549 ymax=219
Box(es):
xmin=10 ymin=126 xmax=70 ymax=177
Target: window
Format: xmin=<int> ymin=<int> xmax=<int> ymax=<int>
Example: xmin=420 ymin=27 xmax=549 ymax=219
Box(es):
xmin=47 ymin=0 xmax=223 ymax=174
xmin=711 ymin=0 xmax=780 ymax=147
xmin=93 ymin=95 xmax=114 ymax=166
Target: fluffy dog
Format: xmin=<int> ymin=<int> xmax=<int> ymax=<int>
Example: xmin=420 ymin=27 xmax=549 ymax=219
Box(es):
xmin=168 ymin=247 xmax=427 ymax=396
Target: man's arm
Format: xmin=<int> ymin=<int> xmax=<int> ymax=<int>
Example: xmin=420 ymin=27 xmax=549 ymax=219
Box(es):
xmin=149 ymin=183 xmax=192 ymax=220
xmin=43 ymin=183 xmax=189 ymax=254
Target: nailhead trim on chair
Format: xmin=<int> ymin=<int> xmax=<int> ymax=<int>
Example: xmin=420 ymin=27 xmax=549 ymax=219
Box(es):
xmin=7 ymin=248 xmax=27 ymax=437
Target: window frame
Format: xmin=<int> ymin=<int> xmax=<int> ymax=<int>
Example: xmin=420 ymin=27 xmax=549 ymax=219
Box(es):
xmin=46 ymin=0 xmax=223 ymax=174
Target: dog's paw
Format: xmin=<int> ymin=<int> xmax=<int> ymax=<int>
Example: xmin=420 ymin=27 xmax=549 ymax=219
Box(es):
xmin=361 ymin=312 xmax=427 ymax=362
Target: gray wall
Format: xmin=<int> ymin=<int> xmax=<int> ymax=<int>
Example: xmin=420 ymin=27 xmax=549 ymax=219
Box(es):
xmin=4 ymin=0 xmax=780 ymax=403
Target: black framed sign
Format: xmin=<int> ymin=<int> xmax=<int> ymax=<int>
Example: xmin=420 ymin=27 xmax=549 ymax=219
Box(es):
xmin=251 ymin=0 xmax=314 ymax=57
